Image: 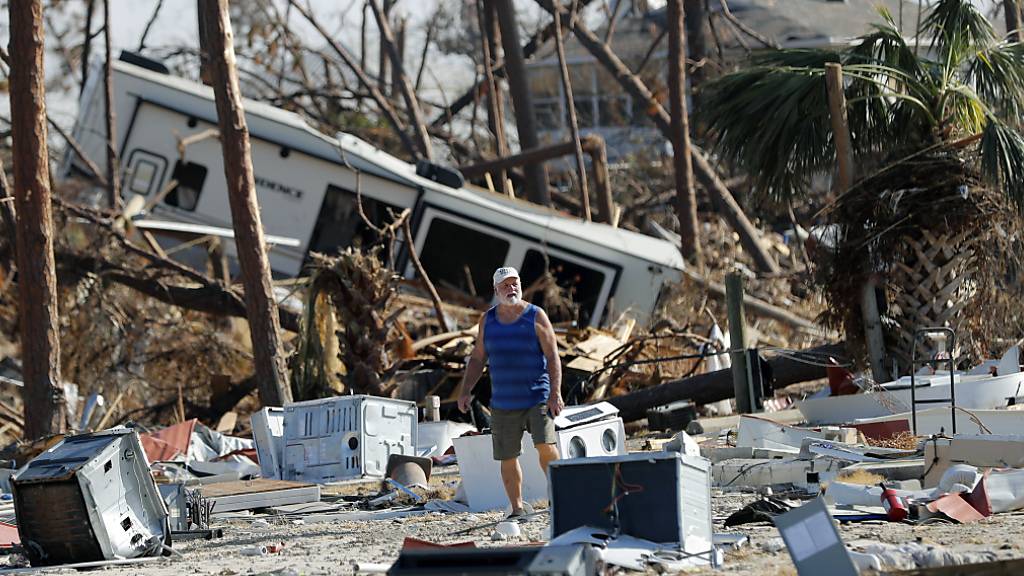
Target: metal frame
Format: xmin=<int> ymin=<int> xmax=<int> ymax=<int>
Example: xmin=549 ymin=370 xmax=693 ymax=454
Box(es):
xmin=909 ymin=327 xmax=957 ymax=434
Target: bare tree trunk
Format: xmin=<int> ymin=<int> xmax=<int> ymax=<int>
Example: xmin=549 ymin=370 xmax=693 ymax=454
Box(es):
xmin=197 ymin=0 xmax=213 ymax=85
xmin=479 ymin=0 xmax=509 ymax=169
xmin=0 ymin=158 xmax=17 ymax=259
xmin=8 ymin=0 xmax=67 ymax=438
xmin=492 ymin=0 xmax=550 ymax=206
xmin=391 ymin=15 xmax=406 ymax=102
xmin=200 ymin=0 xmax=292 ymax=406
xmin=553 ymin=7 xmax=591 ymax=221
xmin=80 ymin=0 xmax=96 ymax=96
xmin=684 ymin=0 xmax=707 ymax=89
xmin=370 ymin=0 xmax=433 ymax=160
xmin=1006 ymin=0 xmax=1022 ymax=42
xmin=103 ymin=0 xmax=122 ymax=210
xmin=535 ymin=0 xmax=779 ymax=275
xmin=668 ymin=0 xmax=701 ymax=264
xmin=377 ymin=0 xmax=391 ymax=96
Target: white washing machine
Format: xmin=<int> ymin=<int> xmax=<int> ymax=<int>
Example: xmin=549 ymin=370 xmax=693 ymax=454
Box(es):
xmin=556 ymin=417 xmax=626 ymax=459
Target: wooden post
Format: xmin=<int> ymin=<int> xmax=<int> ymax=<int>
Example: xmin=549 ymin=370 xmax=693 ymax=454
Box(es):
xmin=201 ymin=0 xmax=292 ymax=406
xmin=825 ymin=63 xmax=853 ymax=196
xmin=493 ymin=0 xmax=551 ymax=206
xmin=8 ymin=0 xmax=68 ymax=437
xmin=667 ymin=0 xmax=701 ymax=264
xmin=553 ymin=6 xmax=591 ymax=221
xmin=825 ymin=62 xmax=887 ymax=383
xmin=584 ymin=135 xmax=614 ymax=225
xmin=103 ymin=0 xmax=122 ymax=210
xmin=726 ymin=273 xmax=751 ymax=414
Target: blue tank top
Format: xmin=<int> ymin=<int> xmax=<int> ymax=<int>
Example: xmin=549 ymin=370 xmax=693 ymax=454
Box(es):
xmin=484 ymin=303 xmax=550 ymax=410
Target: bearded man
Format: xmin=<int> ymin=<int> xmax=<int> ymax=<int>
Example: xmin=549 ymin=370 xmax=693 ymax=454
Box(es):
xmin=457 ymin=266 xmax=564 ymax=517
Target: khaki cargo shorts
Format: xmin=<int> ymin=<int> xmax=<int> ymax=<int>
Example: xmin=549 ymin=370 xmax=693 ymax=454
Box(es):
xmin=491 ymin=404 xmax=556 ymax=461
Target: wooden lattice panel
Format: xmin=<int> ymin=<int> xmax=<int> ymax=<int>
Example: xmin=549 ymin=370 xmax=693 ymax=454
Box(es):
xmin=886 ymin=229 xmax=978 ymax=371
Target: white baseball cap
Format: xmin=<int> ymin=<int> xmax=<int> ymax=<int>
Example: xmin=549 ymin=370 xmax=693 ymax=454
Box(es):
xmin=493 ymin=266 xmax=520 ymax=286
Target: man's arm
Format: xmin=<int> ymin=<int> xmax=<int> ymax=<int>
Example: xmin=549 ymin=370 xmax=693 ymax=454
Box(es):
xmin=457 ymin=315 xmax=488 ymax=413
xmin=535 ymin=308 xmax=564 ymax=417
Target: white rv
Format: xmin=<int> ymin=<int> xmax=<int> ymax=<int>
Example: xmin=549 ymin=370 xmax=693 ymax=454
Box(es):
xmin=62 ymin=55 xmax=685 ymax=327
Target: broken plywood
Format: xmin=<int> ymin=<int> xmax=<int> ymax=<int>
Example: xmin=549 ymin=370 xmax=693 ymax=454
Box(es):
xmin=197 ymin=479 xmax=320 ymax=513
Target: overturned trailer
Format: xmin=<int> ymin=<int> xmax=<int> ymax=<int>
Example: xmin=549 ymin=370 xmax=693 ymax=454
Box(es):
xmin=62 ymin=55 xmax=685 ymax=327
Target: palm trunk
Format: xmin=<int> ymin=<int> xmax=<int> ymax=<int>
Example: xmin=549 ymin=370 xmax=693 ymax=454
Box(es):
xmin=668 ymin=0 xmax=701 ymax=264
xmin=200 ymin=0 xmax=292 ymax=406
xmin=8 ymin=0 xmax=67 ymax=438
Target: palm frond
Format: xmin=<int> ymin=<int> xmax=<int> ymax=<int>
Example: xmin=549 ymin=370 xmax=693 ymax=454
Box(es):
xmin=921 ymin=0 xmax=997 ymax=73
xmin=942 ymin=84 xmax=988 ymax=135
xmin=700 ymin=61 xmax=836 ymax=200
xmin=847 ymin=10 xmax=923 ymax=79
xmin=979 ymin=118 xmax=1024 ymax=209
xmin=967 ymin=42 xmax=1024 ymax=120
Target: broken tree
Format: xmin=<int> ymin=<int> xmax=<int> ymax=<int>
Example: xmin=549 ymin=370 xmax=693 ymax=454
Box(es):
xmin=200 ymin=0 xmax=292 ymax=406
xmin=8 ymin=0 xmax=68 ymax=437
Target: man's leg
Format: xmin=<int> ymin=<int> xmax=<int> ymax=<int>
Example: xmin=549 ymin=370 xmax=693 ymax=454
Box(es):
xmin=499 ymin=457 xmax=525 ymax=514
xmin=535 ymin=443 xmax=559 ymax=472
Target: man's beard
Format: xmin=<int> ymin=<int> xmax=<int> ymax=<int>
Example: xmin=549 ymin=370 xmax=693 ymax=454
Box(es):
xmin=499 ymin=292 xmax=521 ymax=305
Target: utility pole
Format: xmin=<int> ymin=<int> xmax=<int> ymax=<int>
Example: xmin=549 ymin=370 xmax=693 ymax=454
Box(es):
xmin=668 ymin=0 xmax=702 ymax=265
xmin=8 ymin=0 xmax=68 ymax=437
xmin=492 ymin=0 xmax=550 ymax=206
xmin=200 ymin=0 xmax=293 ymax=406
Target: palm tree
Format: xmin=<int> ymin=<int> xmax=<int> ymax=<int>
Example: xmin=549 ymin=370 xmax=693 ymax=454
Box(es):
xmin=701 ymin=0 xmax=1024 ymax=372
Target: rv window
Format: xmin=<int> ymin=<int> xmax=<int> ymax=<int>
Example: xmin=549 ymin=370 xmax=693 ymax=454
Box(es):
xmin=520 ymin=250 xmax=605 ymax=326
xmin=128 ymin=159 xmax=158 ymax=196
xmin=165 ymin=161 xmax=208 ymax=211
xmin=308 ymin=184 xmax=400 ymax=256
xmin=418 ymin=218 xmax=509 ymax=297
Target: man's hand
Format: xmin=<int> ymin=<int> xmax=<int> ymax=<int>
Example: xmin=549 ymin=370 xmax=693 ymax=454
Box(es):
xmin=547 ymin=393 xmax=564 ymax=417
xmin=457 ymin=390 xmax=473 ymax=413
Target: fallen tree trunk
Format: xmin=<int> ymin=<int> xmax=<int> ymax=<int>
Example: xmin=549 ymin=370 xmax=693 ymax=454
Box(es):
xmin=607 ymin=343 xmax=845 ymax=422
xmin=55 ymin=251 xmax=301 ymax=333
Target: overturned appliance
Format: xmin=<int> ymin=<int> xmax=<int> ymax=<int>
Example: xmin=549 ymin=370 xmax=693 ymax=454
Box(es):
xmin=549 ymin=452 xmax=714 ymax=566
xmin=12 ymin=428 xmax=170 ymax=566
xmin=253 ymin=395 xmax=418 ymax=483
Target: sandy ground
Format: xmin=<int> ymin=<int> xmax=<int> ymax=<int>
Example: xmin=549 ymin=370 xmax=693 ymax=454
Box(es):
xmin=4 ymin=488 xmax=1024 ymax=576
xmin=4 ymin=423 xmax=1023 ymax=574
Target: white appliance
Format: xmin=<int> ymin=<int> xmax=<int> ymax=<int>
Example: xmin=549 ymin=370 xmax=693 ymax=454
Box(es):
xmin=554 ymin=402 xmax=620 ymax=429
xmin=280 ymin=395 xmax=417 ymax=483
xmin=549 ymin=452 xmax=714 ymax=565
xmin=556 ymin=417 xmax=626 ymax=459
xmin=12 ymin=429 xmax=170 ymax=566
xmin=251 ymin=407 xmax=284 ymax=479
